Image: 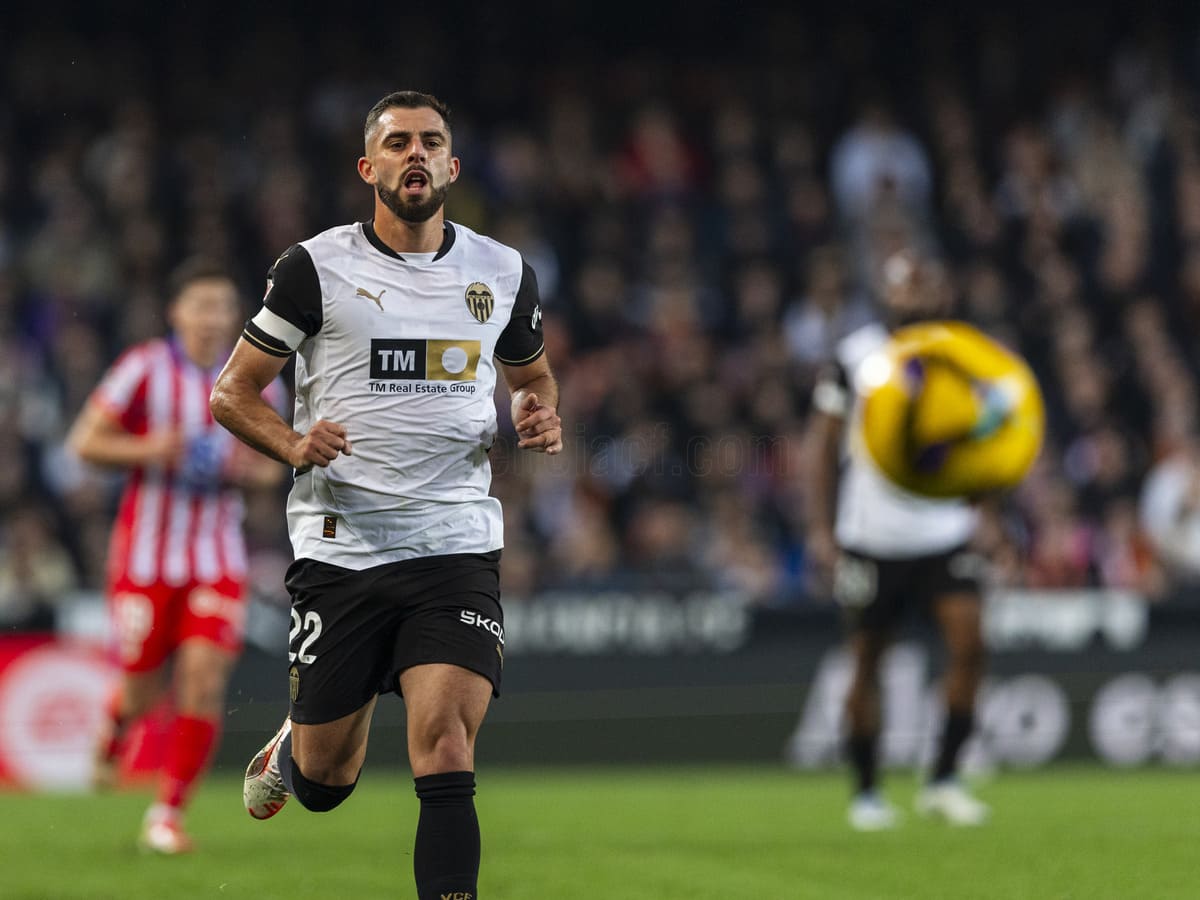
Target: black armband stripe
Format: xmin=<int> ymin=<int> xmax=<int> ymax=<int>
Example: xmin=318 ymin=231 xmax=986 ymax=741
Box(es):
xmin=243 ymin=321 xmax=293 ymax=358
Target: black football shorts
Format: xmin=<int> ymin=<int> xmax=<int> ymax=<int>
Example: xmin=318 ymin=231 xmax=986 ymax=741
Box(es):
xmin=283 ymin=550 xmax=504 ymax=725
xmin=832 ymin=545 xmax=982 ymax=633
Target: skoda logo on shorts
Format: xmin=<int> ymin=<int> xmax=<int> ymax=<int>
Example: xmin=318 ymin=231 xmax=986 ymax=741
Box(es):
xmin=460 ymin=610 xmax=504 ymax=645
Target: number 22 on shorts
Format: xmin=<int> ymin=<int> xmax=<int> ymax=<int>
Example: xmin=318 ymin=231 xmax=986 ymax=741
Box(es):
xmin=289 ymin=609 xmax=323 ymax=664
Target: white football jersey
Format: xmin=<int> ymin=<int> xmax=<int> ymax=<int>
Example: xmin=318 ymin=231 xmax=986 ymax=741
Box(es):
xmin=244 ymin=221 xmax=544 ymax=568
xmin=813 ymin=322 xmax=977 ymax=558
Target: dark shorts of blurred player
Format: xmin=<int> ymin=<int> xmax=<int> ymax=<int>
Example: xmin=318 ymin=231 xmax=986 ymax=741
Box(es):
xmin=832 ymin=545 xmax=983 ymax=633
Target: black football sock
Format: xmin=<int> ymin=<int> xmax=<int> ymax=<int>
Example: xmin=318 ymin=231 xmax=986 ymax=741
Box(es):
xmin=413 ymin=771 xmax=479 ymax=900
xmin=289 ymin=762 xmax=357 ymax=812
xmin=847 ymin=733 xmax=879 ymax=795
xmin=933 ymin=709 xmax=974 ymax=783
xmin=277 ymin=731 xmax=357 ymax=812
xmin=278 ymin=730 xmax=296 ymax=794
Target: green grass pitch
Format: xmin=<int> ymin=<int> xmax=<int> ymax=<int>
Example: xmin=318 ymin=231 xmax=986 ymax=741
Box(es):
xmin=0 ymin=765 xmax=1195 ymax=899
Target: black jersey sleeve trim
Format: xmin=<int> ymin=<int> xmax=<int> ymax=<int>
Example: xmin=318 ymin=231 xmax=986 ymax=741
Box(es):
xmin=264 ymin=244 xmax=322 ymax=336
xmin=511 ymin=260 xmax=541 ymax=317
xmin=360 ymin=220 xmax=456 ymax=261
xmin=362 ymin=220 xmax=404 ymax=259
xmin=242 ymin=321 xmax=293 ymax=358
xmin=495 ymin=343 xmax=546 ymax=366
xmin=494 ymin=260 xmax=545 ymax=366
xmin=433 ymin=221 xmax=456 ymax=260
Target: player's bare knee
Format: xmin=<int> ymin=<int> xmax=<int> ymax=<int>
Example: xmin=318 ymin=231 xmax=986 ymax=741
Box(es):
xmin=412 ymin=729 xmax=473 ymax=774
xmin=292 ymin=750 xmax=361 ymax=787
xmin=174 ymin=676 xmax=228 ymax=717
xmin=175 ymin=651 xmax=233 ymax=713
xmin=119 ymin=675 xmax=164 ymax=719
xmin=430 ymin=742 xmax=473 ymax=774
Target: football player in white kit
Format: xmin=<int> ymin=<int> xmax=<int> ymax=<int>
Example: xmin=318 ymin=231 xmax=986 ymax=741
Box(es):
xmin=211 ymin=91 xmax=561 ymax=900
xmin=804 ymin=250 xmax=991 ymax=830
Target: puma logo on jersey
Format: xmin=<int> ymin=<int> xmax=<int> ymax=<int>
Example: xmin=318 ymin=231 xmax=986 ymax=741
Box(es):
xmin=356 ymin=287 xmax=386 ymax=310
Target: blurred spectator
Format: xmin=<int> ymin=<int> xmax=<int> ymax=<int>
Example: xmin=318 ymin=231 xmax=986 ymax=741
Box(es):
xmin=831 ymin=97 xmax=933 ymax=226
xmin=783 ymin=244 xmax=873 ymax=370
xmin=3 ymin=7 xmax=1200 ymax=615
xmin=1096 ymin=497 xmax=1167 ymax=597
xmin=616 ymin=105 xmax=703 ymax=202
xmin=1023 ymin=481 xmax=1096 ymax=589
xmin=545 ymin=490 xmax=621 ymax=589
xmin=1140 ymin=441 xmax=1200 ymax=585
xmin=697 ymin=489 xmax=781 ymax=604
xmin=0 ymin=506 xmax=78 ymax=630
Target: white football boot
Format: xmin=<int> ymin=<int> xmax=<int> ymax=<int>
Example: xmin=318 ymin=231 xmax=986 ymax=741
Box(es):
xmin=138 ymin=804 xmax=194 ymax=854
xmin=915 ymin=779 xmax=990 ymax=826
xmin=243 ymin=718 xmax=292 ymax=820
xmin=848 ymin=792 xmax=900 ymax=831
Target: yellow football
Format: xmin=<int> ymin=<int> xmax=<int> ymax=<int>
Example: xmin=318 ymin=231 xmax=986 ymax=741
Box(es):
xmin=858 ymin=321 xmax=1044 ymax=498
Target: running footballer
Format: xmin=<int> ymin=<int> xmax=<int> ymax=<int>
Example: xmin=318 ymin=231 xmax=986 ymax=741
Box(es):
xmin=211 ymin=91 xmax=561 ymax=900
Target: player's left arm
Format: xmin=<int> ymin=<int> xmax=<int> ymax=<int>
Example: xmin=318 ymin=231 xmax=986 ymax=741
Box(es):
xmin=501 ymin=355 xmax=562 ymax=454
xmin=495 ymin=259 xmax=561 ymax=454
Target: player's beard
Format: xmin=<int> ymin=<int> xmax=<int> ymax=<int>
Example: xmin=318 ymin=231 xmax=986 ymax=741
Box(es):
xmin=377 ymin=179 xmax=449 ymax=224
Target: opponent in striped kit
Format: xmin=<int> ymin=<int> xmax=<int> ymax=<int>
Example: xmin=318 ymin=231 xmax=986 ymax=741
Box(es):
xmin=68 ymin=258 xmax=284 ymax=854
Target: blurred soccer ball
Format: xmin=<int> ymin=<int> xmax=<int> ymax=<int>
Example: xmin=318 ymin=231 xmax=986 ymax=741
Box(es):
xmin=858 ymin=321 xmax=1044 ymax=498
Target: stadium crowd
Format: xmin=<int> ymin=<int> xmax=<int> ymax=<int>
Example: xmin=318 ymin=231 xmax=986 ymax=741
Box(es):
xmin=3 ymin=6 xmax=1200 ymax=628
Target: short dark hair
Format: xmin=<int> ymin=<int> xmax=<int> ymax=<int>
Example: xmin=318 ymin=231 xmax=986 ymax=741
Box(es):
xmin=167 ymin=257 xmax=234 ymax=302
xmin=364 ymin=91 xmax=452 ymax=145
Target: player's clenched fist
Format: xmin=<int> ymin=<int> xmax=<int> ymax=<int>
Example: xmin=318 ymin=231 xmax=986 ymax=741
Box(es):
xmin=512 ymin=391 xmax=562 ymax=455
xmin=290 ymin=419 xmax=353 ymax=471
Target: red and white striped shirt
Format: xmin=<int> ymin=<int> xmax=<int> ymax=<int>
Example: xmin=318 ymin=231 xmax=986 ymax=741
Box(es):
xmin=92 ymin=338 xmax=275 ymax=587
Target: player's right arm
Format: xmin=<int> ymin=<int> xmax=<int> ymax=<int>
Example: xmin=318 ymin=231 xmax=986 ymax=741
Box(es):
xmin=67 ymin=348 xmax=185 ymax=469
xmin=67 ymin=400 xmax=184 ymax=469
xmin=210 ymin=244 xmax=351 ymax=472
xmin=803 ymin=362 xmax=849 ymax=584
xmin=210 ymin=343 xmax=350 ymax=471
